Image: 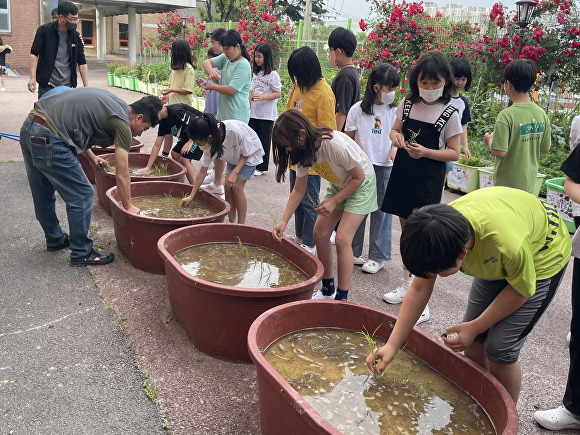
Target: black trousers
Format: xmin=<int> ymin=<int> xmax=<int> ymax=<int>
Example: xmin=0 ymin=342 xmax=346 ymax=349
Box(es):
xmin=249 ymin=118 xmax=273 ymax=172
xmin=564 ymin=257 xmax=580 ymax=415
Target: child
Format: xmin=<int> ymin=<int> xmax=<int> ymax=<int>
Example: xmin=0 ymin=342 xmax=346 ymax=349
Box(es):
xmin=182 ymin=113 xmax=263 ymax=224
xmin=249 ymin=43 xmax=282 ymax=175
xmin=198 ymin=29 xmax=252 ymax=196
xmin=534 ymin=147 xmax=580 ymax=430
xmin=0 ymin=36 xmax=12 ymax=92
xmin=285 ymin=46 xmax=337 ymax=255
xmin=345 ymin=64 xmax=399 ymax=274
xmin=272 ymin=109 xmax=376 ymax=302
xmin=159 ymin=39 xmax=196 ymax=165
xmin=483 ymin=59 xmax=551 ymax=194
xmin=367 ymin=187 xmax=571 ymax=405
xmin=444 ymin=57 xmax=472 ymax=186
xmin=138 ymin=104 xmax=203 ymax=182
xmin=203 ymin=28 xmax=226 ymax=118
xmin=381 ymin=51 xmax=462 ymax=324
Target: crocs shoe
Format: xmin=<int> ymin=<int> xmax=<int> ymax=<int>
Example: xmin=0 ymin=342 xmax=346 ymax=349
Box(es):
xmin=312 ymin=289 xmax=336 ymax=300
xmin=362 ymin=260 xmax=383 ymax=274
xmin=534 ymin=407 xmax=580 ymax=430
xmin=353 ymin=256 xmax=365 ymax=266
xmin=415 ymin=305 xmax=430 ymax=325
xmin=383 ymin=286 xmax=408 ymax=304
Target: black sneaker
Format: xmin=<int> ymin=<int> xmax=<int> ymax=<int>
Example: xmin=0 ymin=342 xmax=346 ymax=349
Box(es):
xmin=47 ymin=234 xmax=70 ymax=252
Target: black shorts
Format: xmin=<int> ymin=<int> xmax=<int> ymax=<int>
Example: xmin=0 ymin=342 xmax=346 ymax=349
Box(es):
xmin=172 ymin=141 xmax=203 ymax=161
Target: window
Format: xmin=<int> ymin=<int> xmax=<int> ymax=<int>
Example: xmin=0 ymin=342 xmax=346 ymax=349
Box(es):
xmin=81 ymin=20 xmax=94 ymax=46
xmin=0 ymin=0 xmax=10 ymax=33
xmin=119 ymin=23 xmax=128 ymax=48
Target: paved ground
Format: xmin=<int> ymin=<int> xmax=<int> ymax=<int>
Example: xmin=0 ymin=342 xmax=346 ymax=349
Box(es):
xmin=0 ymin=57 xmax=575 ymax=434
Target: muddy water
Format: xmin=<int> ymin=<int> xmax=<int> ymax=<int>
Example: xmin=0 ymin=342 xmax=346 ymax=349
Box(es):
xmin=264 ymin=328 xmax=495 ymax=435
xmin=132 ymin=195 xmax=215 ymax=219
xmin=174 ymin=242 xmax=308 ymax=288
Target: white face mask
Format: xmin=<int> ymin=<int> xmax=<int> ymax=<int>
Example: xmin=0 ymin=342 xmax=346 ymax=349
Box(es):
xmin=380 ymin=90 xmax=395 ymax=106
xmin=419 ymin=86 xmax=444 ymax=103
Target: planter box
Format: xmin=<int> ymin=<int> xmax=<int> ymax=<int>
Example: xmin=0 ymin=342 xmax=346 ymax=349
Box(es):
xmin=120 ymin=75 xmax=129 ymax=89
xmin=478 ymin=168 xmax=546 ymax=197
xmin=128 ymin=76 xmax=138 ymax=91
xmin=107 ymin=181 xmax=230 ymax=274
xmin=545 ymin=177 xmax=576 ymax=233
xmin=157 ymin=224 xmax=324 ymax=362
xmin=138 ymin=79 xmax=146 ymax=93
xmin=114 ymin=76 xmax=121 ymax=87
xmin=248 ymin=301 xmax=518 ymax=435
xmin=447 ymin=162 xmax=484 ymax=193
xmin=94 ymin=153 xmax=186 ymax=216
xmin=107 ymin=72 xmax=115 ymax=87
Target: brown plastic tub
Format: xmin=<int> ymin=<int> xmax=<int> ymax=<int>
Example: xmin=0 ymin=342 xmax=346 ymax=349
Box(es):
xmin=157 ymin=224 xmax=324 ymax=362
xmin=107 ymin=181 xmax=230 ymax=274
xmin=248 ymin=300 xmax=519 ymax=435
xmin=77 ymin=140 xmax=144 ymax=184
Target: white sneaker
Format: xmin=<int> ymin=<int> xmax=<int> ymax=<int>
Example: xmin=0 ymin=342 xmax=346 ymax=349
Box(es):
xmin=207 ymin=182 xmax=224 ymax=195
xmin=567 ymin=331 xmax=572 ymax=345
xmin=362 ymin=260 xmax=383 ymax=274
xmin=416 ymin=305 xmax=430 ymax=325
xmin=300 ymin=244 xmax=316 ymax=255
xmin=330 ymin=230 xmax=336 ymax=245
xmin=383 ymin=286 xmax=408 ymax=304
xmin=353 ymin=256 xmax=365 ymax=266
xmin=312 ymin=289 xmax=336 ymax=300
xmin=0 ymin=88 xmax=5 ymax=92
xmin=203 ymin=168 xmax=215 ymax=184
xmin=534 ymin=406 xmax=580 ymax=430
xmin=254 ymin=169 xmax=263 ymax=176
xmin=290 ymin=235 xmax=302 ymax=245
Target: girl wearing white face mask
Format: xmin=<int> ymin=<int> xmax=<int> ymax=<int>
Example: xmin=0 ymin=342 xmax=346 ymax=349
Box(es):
xmin=345 ymin=63 xmax=400 ymax=275
xmin=380 ymin=51 xmax=462 ymax=325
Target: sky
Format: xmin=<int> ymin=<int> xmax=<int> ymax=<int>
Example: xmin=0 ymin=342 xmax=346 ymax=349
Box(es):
xmin=327 ymin=0 xmax=519 ymax=21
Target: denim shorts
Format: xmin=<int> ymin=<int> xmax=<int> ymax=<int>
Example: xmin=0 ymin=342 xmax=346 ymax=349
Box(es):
xmin=463 ymin=267 xmax=566 ymax=364
xmin=445 ymin=161 xmax=454 ymax=171
xmin=324 ymin=174 xmax=378 ymax=215
xmin=225 ymin=162 xmax=255 ymax=181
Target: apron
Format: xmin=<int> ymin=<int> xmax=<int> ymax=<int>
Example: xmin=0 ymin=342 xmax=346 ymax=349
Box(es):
xmin=382 ymin=99 xmax=457 ymax=219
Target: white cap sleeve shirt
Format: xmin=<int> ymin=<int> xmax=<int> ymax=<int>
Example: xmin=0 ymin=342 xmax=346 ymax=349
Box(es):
xmin=295 ymin=131 xmax=374 ymax=188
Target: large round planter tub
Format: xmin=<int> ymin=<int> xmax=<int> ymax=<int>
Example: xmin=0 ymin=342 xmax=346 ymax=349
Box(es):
xmin=78 ymin=141 xmax=144 ymax=184
xmin=107 ymin=181 xmax=230 ymax=274
xmin=248 ymin=300 xmax=518 ymax=435
xmin=157 ymin=224 xmax=324 ymax=362
xmin=95 ymin=153 xmax=186 ymax=216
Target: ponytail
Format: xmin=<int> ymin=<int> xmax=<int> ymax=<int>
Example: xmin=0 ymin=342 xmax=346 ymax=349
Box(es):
xmin=187 ymin=113 xmax=226 ymax=159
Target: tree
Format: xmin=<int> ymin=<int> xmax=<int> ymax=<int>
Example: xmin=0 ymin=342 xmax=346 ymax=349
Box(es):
xmin=200 ymin=0 xmax=243 ymax=22
xmin=273 ymin=0 xmax=327 ymax=21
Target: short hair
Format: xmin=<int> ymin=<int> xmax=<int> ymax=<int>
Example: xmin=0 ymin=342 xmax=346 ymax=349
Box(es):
xmin=57 ymin=1 xmax=79 ymax=16
xmin=450 ymin=57 xmax=472 ymax=91
xmin=287 ymin=46 xmax=322 ymax=92
xmin=400 ymin=203 xmax=470 ymax=278
xmin=51 ymin=8 xmax=58 ymax=19
xmin=129 ymin=96 xmax=163 ymax=127
xmin=327 ymin=27 xmax=357 ymax=57
xmin=504 ymin=59 xmax=536 ymax=93
xmin=407 ymin=51 xmax=454 ymax=104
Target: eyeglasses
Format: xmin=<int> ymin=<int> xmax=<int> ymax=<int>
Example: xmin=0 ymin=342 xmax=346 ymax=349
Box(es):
xmin=62 ymin=16 xmax=79 ymax=23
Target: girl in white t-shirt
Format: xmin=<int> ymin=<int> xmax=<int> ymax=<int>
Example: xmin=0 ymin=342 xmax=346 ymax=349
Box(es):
xmin=345 ymin=63 xmax=400 ymax=275
xmin=249 ymin=43 xmax=282 ymax=175
xmin=271 ymin=109 xmax=377 ymax=302
xmin=182 ymin=113 xmax=264 ymax=224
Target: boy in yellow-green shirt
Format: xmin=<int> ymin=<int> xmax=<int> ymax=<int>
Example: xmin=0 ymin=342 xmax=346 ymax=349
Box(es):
xmin=367 ymin=186 xmax=571 ymax=404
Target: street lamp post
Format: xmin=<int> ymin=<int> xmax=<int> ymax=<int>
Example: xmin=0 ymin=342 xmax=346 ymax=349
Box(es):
xmin=181 ymin=16 xmax=188 ymax=39
xmin=515 ymin=0 xmax=538 ymax=57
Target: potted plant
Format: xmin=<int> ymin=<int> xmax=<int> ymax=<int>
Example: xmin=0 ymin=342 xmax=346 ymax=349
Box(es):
xmin=157 ymin=224 xmax=324 ymax=362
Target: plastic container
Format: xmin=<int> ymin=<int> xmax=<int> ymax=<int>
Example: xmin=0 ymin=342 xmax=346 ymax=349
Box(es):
xmin=478 ymin=168 xmax=545 ymax=197
xmin=545 ymin=178 xmax=576 ymax=233
xmin=447 ymin=163 xmax=485 ymax=193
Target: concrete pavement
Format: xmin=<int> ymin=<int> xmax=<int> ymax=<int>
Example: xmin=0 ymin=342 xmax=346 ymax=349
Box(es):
xmin=0 ymin=56 xmax=575 ymax=434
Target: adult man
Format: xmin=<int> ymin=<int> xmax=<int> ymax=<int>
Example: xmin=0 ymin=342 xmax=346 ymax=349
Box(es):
xmin=28 ymin=1 xmax=88 ymax=98
xmin=19 ymin=87 xmax=162 ymax=266
xmin=366 ymin=187 xmax=571 ymax=404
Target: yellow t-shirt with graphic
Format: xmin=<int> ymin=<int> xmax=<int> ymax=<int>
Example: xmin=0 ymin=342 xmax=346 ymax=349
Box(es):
xmin=451 ymin=186 xmax=571 ymax=297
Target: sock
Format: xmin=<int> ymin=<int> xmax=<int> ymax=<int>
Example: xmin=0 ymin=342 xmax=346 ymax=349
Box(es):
xmin=335 ymin=289 xmax=349 ymax=300
xmin=321 ymin=278 xmax=335 ymax=295
xmin=161 ymin=151 xmax=169 ymax=157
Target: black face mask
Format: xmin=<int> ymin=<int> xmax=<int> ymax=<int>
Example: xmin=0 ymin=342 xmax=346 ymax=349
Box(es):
xmin=65 ymin=22 xmax=77 ymax=32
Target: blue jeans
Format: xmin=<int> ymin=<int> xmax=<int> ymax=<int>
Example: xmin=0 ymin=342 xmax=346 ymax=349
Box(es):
xmin=289 ymin=170 xmax=320 ymax=247
xmin=20 ymin=117 xmax=95 ymax=259
xmin=352 ymin=165 xmax=393 ymax=262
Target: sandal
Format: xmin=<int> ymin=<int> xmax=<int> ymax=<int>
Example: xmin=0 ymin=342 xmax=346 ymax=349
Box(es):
xmin=46 ymin=234 xmax=70 ymax=252
xmin=71 ymin=249 xmax=114 ymax=267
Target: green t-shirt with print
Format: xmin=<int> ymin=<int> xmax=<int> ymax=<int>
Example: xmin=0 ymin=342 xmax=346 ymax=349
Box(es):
xmin=491 ymin=103 xmax=551 ymax=193
xmin=451 ymin=186 xmax=570 ymax=297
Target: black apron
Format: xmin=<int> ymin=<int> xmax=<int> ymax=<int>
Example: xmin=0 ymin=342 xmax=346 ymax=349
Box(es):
xmin=382 ymin=99 xmax=457 ymax=219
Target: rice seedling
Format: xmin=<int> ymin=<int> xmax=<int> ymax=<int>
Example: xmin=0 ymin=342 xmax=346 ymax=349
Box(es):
xmin=306 ymin=192 xmax=318 ymax=207
xmin=401 ymin=367 xmax=411 ymax=384
xmin=153 ymin=163 xmax=169 ymax=176
xmin=404 ymin=128 xmax=421 ymax=148
xmin=358 ymin=325 xmax=382 ymax=376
